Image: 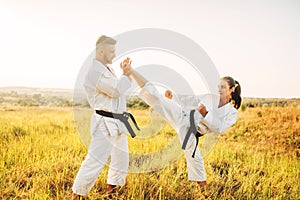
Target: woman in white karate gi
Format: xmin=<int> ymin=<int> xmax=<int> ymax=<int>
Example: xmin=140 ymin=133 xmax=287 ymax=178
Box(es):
xmin=122 ymin=58 xmax=242 ymax=188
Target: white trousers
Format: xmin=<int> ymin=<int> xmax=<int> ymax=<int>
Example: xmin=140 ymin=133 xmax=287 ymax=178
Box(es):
xmin=140 ymin=83 xmax=206 ymax=181
xmin=72 ymin=113 xmax=129 ymax=195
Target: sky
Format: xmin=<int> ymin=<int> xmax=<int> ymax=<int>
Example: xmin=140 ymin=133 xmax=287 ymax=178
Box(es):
xmin=0 ymin=0 xmax=299 ymax=98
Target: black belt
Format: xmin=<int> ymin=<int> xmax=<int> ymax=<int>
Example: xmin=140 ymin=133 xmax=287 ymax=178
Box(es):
xmin=95 ymin=110 xmax=140 ymax=138
xmin=182 ymin=109 xmax=204 ymax=158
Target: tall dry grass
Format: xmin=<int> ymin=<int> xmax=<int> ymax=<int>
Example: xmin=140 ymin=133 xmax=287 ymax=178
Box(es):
xmin=0 ymin=105 xmax=299 ymax=199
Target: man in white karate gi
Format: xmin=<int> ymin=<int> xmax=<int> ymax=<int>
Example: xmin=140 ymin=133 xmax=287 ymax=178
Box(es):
xmin=71 ymin=35 xmax=133 ymax=199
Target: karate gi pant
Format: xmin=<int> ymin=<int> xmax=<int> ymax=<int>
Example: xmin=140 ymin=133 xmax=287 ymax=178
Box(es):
xmin=72 ymin=113 xmax=129 ymax=196
xmin=140 ymin=83 xmax=206 ymax=181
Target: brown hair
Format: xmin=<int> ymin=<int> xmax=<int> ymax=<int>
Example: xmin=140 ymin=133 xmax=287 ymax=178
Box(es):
xmin=222 ymin=76 xmax=242 ymax=109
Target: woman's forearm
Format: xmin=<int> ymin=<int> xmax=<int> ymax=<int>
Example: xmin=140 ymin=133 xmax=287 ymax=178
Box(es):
xmin=130 ymin=70 xmax=148 ymax=88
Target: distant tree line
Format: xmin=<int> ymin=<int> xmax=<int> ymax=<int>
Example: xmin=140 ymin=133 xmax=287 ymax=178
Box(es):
xmin=0 ymin=91 xmax=299 ymax=109
xmin=0 ymin=92 xmax=149 ymax=109
xmin=126 ymin=96 xmax=149 ymax=109
xmin=0 ymin=92 xmax=73 ymax=107
xmin=240 ymin=99 xmax=300 ymax=111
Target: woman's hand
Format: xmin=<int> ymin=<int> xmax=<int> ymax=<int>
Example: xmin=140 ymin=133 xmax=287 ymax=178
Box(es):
xmin=165 ymin=90 xmax=173 ymax=100
xmin=198 ymin=104 xmax=208 ymax=117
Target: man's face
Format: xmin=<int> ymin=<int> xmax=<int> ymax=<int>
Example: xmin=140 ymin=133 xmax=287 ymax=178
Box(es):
xmin=103 ymin=44 xmax=116 ymax=65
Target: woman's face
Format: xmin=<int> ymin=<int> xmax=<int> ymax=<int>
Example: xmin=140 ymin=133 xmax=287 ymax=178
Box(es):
xmin=218 ymin=79 xmax=234 ymax=100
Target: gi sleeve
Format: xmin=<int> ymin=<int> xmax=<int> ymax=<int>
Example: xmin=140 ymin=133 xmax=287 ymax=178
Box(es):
xmin=201 ymin=109 xmax=238 ymax=134
xmin=96 ymin=71 xmax=131 ymax=98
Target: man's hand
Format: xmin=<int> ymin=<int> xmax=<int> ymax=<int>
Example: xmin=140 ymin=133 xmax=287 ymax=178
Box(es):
xmin=165 ymin=90 xmax=173 ymax=100
xmin=120 ymin=57 xmax=132 ymax=76
xmin=198 ymin=104 xmax=208 ymax=117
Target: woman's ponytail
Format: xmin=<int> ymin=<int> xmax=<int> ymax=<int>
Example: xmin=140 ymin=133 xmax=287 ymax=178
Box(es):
xmin=232 ymin=80 xmax=241 ymax=109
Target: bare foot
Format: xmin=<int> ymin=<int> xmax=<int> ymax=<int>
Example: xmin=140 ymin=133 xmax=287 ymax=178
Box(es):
xmin=70 ymin=193 xmax=88 ymax=200
xmin=197 ymin=180 xmax=207 ymax=188
xmin=165 ymin=90 xmax=173 ymax=99
xmin=107 ymin=184 xmax=117 ymax=199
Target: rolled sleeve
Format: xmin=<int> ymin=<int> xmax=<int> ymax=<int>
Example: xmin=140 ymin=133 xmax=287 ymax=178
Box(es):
xmin=96 ymin=72 xmax=131 ymax=98
xmin=117 ymin=75 xmax=131 ymax=94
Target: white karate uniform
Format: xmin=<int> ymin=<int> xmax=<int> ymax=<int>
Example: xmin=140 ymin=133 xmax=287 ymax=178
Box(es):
xmin=72 ymin=59 xmax=131 ymax=195
xmin=139 ymin=83 xmax=238 ymax=181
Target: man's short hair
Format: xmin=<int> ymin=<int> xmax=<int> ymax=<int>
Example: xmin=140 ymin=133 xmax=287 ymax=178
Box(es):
xmin=96 ymin=35 xmax=116 ymax=48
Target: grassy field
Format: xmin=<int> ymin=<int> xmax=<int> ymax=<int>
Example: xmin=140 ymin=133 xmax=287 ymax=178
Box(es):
xmin=0 ymin=105 xmax=299 ymax=199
